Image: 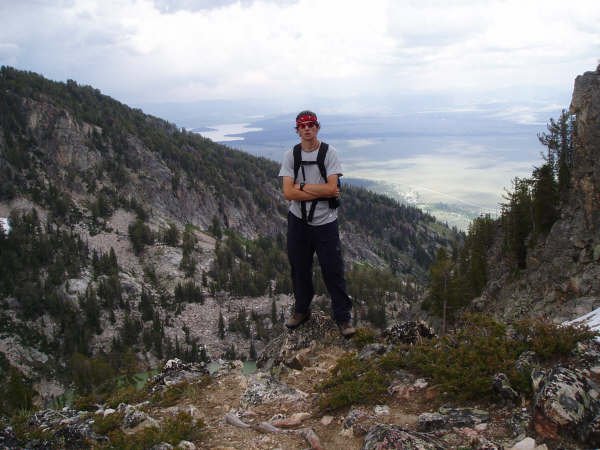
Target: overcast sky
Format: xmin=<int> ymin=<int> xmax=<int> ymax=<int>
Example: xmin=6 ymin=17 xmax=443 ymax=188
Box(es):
xmin=1 ymin=0 xmax=598 ymax=117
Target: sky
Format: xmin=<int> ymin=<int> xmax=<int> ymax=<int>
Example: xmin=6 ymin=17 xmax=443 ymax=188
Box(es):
xmin=1 ymin=0 xmax=598 ymax=116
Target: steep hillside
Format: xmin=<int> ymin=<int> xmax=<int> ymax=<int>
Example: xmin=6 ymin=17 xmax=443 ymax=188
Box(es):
xmin=421 ymin=66 xmax=600 ymax=326
xmin=0 ymin=67 xmax=454 ymax=273
xmin=472 ymin=66 xmax=600 ymax=322
xmin=0 ymin=67 xmax=457 ymax=411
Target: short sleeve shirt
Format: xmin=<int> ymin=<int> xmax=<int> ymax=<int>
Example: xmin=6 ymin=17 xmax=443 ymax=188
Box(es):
xmin=278 ymin=143 xmax=342 ymax=226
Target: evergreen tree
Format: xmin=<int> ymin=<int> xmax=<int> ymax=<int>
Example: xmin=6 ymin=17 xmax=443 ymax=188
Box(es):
xmin=249 ymin=339 xmax=257 ymax=360
xmin=501 ymin=178 xmax=534 ymax=269
xmin=426 ymin=248 xmax=455 ymax=334
xmin=218 ymin=310 xmax=225 ymax=339
xmin=139 ymin=287 xmax=155 ymax=322
xmin=532 ymin=163 xmax=559 ymax=235
xmin=538 ymin=109 xmax=576 ymax=198
xmin=271 ymin=298 xmax=277 ymax=324
xmin=2 ymin=368 xmax=33 ymax=414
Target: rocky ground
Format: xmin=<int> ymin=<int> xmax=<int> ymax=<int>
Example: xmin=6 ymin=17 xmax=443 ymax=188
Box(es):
xmin=4 ymin=312 xmax=600 ymax=449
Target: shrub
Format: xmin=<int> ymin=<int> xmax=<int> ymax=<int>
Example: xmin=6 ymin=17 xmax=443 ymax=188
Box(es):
xmin=382 ymin=313 xmax=598 ymax=402
xmin=352 ymin=327 xmax=377 ymax=350
xmin=102 ymin=412 xmax=204 ymax=450
xmin=318 ymin=353 xmax=388 ymax=411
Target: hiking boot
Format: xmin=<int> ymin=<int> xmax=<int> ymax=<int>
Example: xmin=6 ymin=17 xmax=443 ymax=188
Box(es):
xmin=285 ymin=311 xmax=311 ymax=329
xmin=338 ymin=321 xmax=356 ymax=338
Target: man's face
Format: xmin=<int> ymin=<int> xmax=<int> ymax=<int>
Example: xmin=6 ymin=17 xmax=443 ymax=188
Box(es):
xmin=297 ymin=121 xmax=319 ymax=140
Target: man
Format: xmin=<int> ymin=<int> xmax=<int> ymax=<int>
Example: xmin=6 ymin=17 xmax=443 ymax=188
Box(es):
xmin=278 ymin=110 xmax=355 ymax=337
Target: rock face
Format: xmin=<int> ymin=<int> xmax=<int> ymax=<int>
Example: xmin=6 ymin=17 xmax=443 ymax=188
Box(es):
xmin=478 ymin=66 xmax=600 ymax=322
xmin=570 ymin=66 xmax=600 ymax=231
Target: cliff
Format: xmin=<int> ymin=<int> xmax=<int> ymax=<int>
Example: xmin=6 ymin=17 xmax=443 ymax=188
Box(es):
xmin=477 ymin=66 xmax=600 ymax=322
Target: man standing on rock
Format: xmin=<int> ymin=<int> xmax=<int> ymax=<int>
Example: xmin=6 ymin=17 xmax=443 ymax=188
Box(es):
xmin=278 ymin=110 xmax=355 ymax=337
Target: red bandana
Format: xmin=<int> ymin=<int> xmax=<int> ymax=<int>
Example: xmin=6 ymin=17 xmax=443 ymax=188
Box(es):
xmin=296 ymin=113 xmax=317 ymax=124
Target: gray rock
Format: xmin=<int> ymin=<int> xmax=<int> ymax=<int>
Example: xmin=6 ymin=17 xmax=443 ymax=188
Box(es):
xmin=362 ymin=424 xmax=445 ymax=450
xmin=508 ymin=408 xmax=532 ymax=439
xmin=25 ymin=408 xmax=107 ymax=447
xmin=0 ymin=426 xmax=18 ymax=449
xmin=416 ymin=412 xmax=447 ymax=432
xmin=122 ymin=405 xmax=151 ymax=428
xmin=492 ymin=372 xmax=520 ymax=403
xmin=382 ymin=320 xmax=436 ymax=345
xmin=515 ymin=351 xmax=539 ymax=374
xmin=150 ymin=358 xmax=209 ymax=392
xmin=533 ymin=366 xmax=598 ymax=443
xmin=150 ymin=443 xmax=174 ymax=450
xmin=240 ymin=372 xmax=308 ymax=408
xmin=437 ymin=406 xmax=489 ymax=428
xmin=257 ymin=310 xmax=343 ymax=369
xmin=343 ymin=408 xmax=373 ymax=436
xmin=358 ymin=343 xmax=388 ymax=360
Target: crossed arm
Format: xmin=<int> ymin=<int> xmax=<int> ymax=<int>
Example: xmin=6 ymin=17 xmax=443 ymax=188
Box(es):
xmin=282 ymin=175 xmax=340 ymax=201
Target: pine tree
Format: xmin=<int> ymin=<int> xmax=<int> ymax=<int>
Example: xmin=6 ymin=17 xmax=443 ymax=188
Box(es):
xmin=532 ymin=163 xmax=559 ymax=235
xmin=218 ymin=310 xmax=225 ymax=339
xmin=538 ymin=109 xmax=576 ymax=199
xmin=249 ymin=339 xmax=257 ymax=360
xmin=271 ymin=298 xmax=277 ymax=324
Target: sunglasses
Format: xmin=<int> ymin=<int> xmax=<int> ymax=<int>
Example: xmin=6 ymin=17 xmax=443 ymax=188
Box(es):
xmin=297 ymin=122 xmax=316 ymax=129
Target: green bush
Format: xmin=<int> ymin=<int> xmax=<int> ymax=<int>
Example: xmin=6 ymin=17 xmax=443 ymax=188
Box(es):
xmin=101 ymin=412 xmax=204 ymax=449
xmin=382 ymin=313 xmax=598 ymax=402
xmin=352 ymin=327 xmax=377 ymax=349
xmin=318 ymin=353 xmax=388 ymax=411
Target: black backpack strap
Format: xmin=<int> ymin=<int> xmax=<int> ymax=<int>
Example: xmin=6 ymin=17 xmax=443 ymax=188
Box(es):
xmin=316 ymin=142 xmax=329 ymax=181
xmin=293 ymin=144 xmax=302 ymax=183
xmin=293 ymin=143 xmax=309 ymax=222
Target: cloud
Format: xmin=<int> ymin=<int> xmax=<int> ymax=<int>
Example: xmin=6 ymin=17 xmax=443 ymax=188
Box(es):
xmin=0 ymin=0 xmax=598 ymax=108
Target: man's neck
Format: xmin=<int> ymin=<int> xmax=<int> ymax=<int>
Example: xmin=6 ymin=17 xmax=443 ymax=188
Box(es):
xmin=300 ymin=138 xmax=320 ymax=152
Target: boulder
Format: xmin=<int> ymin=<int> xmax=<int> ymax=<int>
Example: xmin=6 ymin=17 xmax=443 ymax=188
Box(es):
xmin=358 ymin=343 xmax=388 ymax=360
xmin=533 ymin=366 xmax=599 ymax=443
xmin=150 ymin=358 xmax=209 ymax=392
xmin=362 ymin=424 xmax=445 ymax=450
xmin=492 ymin=372 xmax=520 ymax=403
xmin=257 ymin=310 xmax=343 ymax=369
xmin=240 ymin=372 xmax=308 ymax=408
xmin=382 ymin=321 xmax=436 ymax=345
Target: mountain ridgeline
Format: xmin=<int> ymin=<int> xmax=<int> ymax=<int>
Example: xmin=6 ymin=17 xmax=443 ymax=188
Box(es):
xmin=0 ymin=66 xmax=454 ymax=272
xmin=0 ymin=66 xmax=457 ymax=413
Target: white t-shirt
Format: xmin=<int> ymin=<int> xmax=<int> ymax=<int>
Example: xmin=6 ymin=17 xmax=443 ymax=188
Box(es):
xmin=278 ymin=143 xmax=343 ymax=226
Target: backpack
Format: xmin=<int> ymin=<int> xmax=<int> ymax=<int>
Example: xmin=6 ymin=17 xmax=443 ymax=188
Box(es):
xmin=292 ymin=142 xmax=340 ymax=223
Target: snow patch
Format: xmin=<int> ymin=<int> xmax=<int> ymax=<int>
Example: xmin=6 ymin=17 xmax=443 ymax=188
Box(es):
xmin=565 ymin=306 xmax=600 ymax=341
xmin=0 ymin=217 xmax=10 ymax=234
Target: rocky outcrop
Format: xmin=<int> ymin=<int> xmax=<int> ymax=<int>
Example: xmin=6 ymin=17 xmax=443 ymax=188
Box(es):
xmin=532 ymin=365 xmax=600 ymax=445
xmin=417 ymin=407 xmax=489 ymax=432
xmin=478 ymin=66 xmax=600 ymax=323
xmin=362 ymin=424 xmax=445 ymax=450
xmin=256 ymin=309 xmax=349 ymax=370
xmin=150 ymin=358 xmax=209 ymax=392
xmin=382 ymin=320 xmax=436 ymax=345
xmin=570 ymin=66 xmax=600 ymax=231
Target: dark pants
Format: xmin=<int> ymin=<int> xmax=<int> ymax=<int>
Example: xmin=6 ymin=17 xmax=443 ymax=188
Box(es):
xmin=287 ymin=211 xmax=352 ymax=324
